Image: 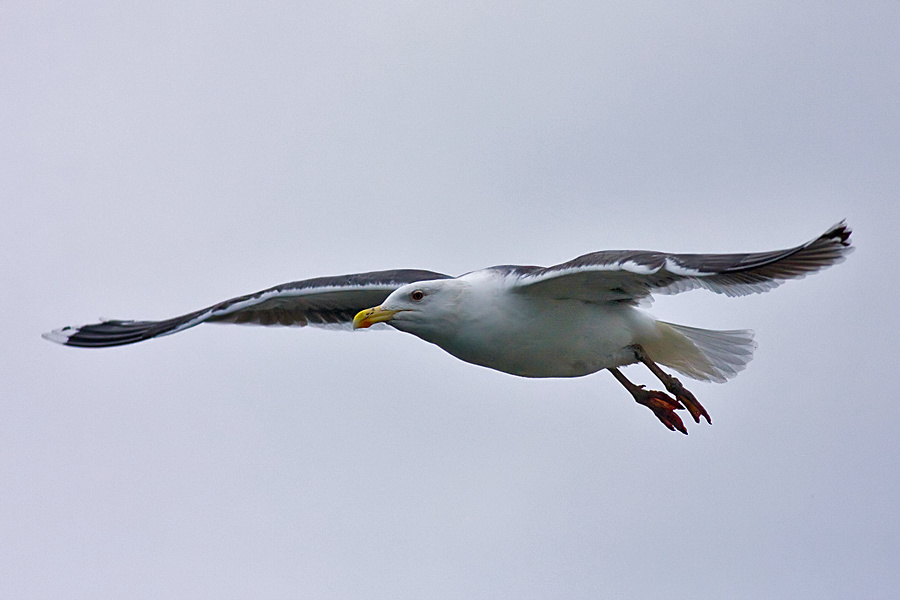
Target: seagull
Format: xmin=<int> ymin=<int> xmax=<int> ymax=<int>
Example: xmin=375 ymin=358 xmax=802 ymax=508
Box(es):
xmin=44 ymin=222 xmax=852 ymax=434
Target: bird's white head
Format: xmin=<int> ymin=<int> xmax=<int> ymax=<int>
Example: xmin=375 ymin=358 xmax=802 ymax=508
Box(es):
xmin=352 ymin=279 xmax=466 ymax=339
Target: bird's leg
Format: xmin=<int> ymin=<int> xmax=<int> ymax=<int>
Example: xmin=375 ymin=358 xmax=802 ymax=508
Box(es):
xmin=607 ymin=367 xmax=688 ymax=435
xmin=632 ymin=345 xmax=711 ymax=425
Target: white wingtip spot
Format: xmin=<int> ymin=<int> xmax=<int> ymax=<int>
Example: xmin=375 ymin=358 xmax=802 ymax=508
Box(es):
xmin=42 ymin=326 xmax=76 ymax=345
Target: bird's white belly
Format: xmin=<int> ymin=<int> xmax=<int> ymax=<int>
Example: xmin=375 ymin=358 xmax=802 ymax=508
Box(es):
xmin=429 ymin=297 xmax=657 ymax=378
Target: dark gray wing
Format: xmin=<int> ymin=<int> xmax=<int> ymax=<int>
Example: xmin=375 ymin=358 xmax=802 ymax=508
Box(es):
xmin=510 ymin=222 xmax=852 ymax=303
xmin=43 ymin=269 xmax=452 ymax=348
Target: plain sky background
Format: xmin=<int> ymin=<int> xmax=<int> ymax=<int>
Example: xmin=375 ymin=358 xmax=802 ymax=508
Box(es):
xmin=3 ymin=2 xmax=899 ymax=598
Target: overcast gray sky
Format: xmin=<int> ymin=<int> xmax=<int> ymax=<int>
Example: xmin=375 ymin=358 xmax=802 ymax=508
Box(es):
xmin=3 ymin=2 xmax=899 ymax=598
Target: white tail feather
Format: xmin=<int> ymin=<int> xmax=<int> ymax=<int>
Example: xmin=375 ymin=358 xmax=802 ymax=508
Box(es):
xmin=646 ymin=321 xmax=757 ymax=383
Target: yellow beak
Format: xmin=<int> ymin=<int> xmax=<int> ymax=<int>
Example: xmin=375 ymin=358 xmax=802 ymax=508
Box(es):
xmin=352 ymin=306 xmax=400 ymax=329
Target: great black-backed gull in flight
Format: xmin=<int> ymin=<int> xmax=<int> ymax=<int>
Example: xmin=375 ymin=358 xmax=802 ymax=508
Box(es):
xmin=44 ymin=222 xmax=852 ymax=434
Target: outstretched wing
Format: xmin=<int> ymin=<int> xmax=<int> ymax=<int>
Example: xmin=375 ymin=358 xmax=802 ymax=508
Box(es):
xmin=43 ymin=269 xmax=452 ymax=348
xmin=510 ymin=222 xmax=852 ymax=304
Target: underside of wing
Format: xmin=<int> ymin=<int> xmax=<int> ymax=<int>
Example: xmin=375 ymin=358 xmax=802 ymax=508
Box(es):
xmin=511 ymin=222 xmax=852 ymax=303
xmin=43 ymin=269 xmax=452 ymax=347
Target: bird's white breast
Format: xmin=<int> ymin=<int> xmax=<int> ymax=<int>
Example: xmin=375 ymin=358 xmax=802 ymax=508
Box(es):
xmin=423 ymin=286 xmax=657 ymax=378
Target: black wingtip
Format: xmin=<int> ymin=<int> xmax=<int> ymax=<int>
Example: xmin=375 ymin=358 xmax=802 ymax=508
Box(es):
xmin=42 ymin=319 xmax=168 ymax=348
xmin=824 ymin=220 xmax=852 ymax=246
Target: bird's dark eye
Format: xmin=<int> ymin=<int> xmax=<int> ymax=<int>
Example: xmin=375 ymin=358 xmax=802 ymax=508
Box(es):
xmin=410 ymin=290 xmax=425 ymax=301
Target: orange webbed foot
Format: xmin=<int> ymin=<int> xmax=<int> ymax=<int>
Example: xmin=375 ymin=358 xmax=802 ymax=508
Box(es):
xmin=631 ymin=385 xmax=689 ymax=435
